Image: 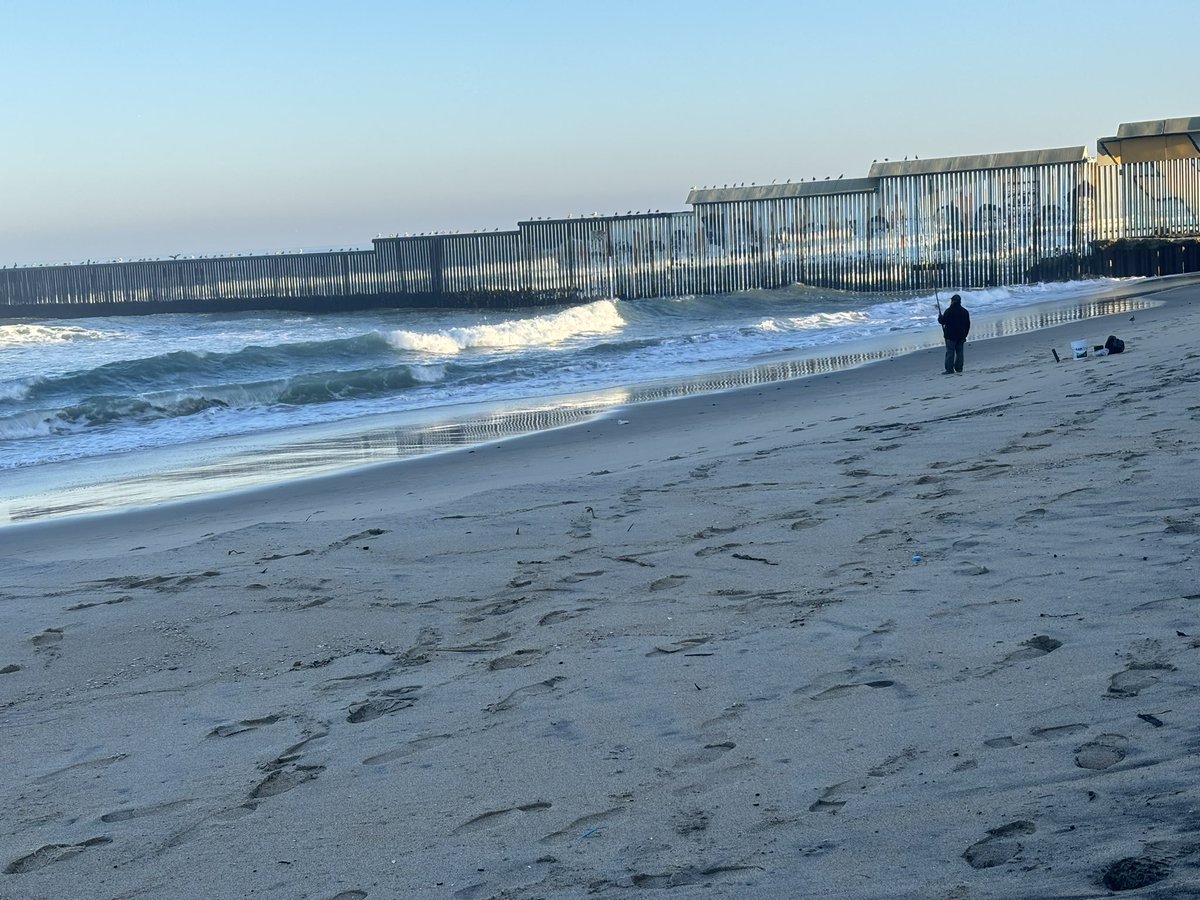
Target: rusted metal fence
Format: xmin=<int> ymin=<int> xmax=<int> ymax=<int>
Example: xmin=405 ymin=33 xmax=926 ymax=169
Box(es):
xmin=3 ymin=155 xmax=1198 ymax=315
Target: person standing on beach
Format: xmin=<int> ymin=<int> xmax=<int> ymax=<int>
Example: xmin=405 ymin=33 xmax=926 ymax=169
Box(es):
xmin=937 ymin=293 xmax=971 ymax=374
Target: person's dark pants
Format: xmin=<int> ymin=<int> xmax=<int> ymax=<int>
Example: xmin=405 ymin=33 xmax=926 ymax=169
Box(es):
xmin=944 ymin=339 xmax=965 ymax=373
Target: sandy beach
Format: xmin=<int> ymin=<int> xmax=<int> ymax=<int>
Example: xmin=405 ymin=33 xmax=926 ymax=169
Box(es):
xmin=2 ymin=281 xmax=1199 ymax=899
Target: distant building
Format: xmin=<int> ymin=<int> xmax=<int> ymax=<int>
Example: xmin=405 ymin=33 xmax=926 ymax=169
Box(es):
xmin=3 ymin=117 xmax=1198 ymax=317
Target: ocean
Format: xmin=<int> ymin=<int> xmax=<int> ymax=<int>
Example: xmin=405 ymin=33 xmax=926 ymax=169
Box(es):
xmin=0 ymin=279 xmax=1159 ymax=524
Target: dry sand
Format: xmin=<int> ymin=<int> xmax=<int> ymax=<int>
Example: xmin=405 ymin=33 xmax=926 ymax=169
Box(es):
xmin=2 ymin=282 xmax=1199 ymax=899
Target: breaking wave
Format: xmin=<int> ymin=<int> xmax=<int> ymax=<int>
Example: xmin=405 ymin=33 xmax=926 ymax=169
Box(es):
xmin=385 ymin=299 xmax=625 ymax=354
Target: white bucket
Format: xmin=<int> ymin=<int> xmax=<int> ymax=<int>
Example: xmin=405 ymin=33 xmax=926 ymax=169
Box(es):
xmin=1071 ymin=340 xmax=1088 ymax=359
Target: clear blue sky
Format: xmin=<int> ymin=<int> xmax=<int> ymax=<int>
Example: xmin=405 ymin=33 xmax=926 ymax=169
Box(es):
xmin=3 ymin=0 xmax=1196 ymax=265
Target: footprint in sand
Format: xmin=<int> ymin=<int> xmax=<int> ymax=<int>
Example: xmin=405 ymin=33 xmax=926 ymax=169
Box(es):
xmin=558 ymin=570 xmax=604 ymax=584
xmin=249 ymin=764 xmax=325 ymax=799
xmin=649 ymin=574 xmax=688 ymax=591
xmin=789 ymin=513 xmax=825 ymax=530
xmin=962 ymin=820 xmax=1035 ymax=870
xmin=952 ymin=560 xmax=989 ymax=576
xmin=1003 ymin=635 xmax=1062 ymax=663
xmin=362 ymin=733 xmax=453 ymax=766
xmin=1016 ymin=507 xmax=1047 ymax=524
xmin=699 ymin=703 xmax=746 ymax=730
xmin=629 ymin=865 xmax=758 ymax=889
xmin=808 ymin=780 xmax=862 ymax=813
xmin=540 ymin=806 xmax=629 ymax=842
xmin=331 ymin=528 xmax=388 ymax=550
xmin=452 ymin=801 xmax=551 ymax=835
xmin=465 ymin=595 xmax=529 ymax=621
xmin=916 ymin=487 xmax=961 ymax=501
xmin=854 ymin=621 xmax=896 ymax=652
xmin=648 ymin=636 xmax=712 ymax=656
xmin=1107 ymin=663 xmax=1173 ymax=698
xmin=66 ymin=595 xmax=133 ymax=611
xmin=485 ymin=676 xmax=565 ymax=713
xmin=1028 ymin=723 xmax=1088 ymax=741
xmin=100 ymin=798 xmax=193 ymax=823
xmin=673 ymin=808 xmax=711 ymax=835
xmin=1101 ymin=856 xmax=1172 ymax=891
xmin=33 ymin=753 xmax=128 ymax=784
xmin=693 ymin=525 xmax=739 ymax=539
xmin=809 ymin=749 xmax=919 ymax=812
xmin=207 ymin=715 xmax=283 ymax=738
xmin=538 ymin=607 xmax=591 ymax=627
xmin=695 ymin=542 xmax=741 ymax=558
xmin=347 ymin=686 xmax=421 ymax=723
xmin=983 ymin=736 xmax=1019 ymax=749
xmin=674 ymin=741 xmax=736 ymax=768
xmin=810 ymin=680 xmax=896 ymax=701
xmin=30 ymin=628 xmax=64 ymax=651
xmin=857 ymin=528 xmax=895 ymax=543
xmin=3 ymin=836 xmax=112 ymax=874
xmin=1074 ymin=733 xmax=1128 ymax=770
xmin=488 ymin=648 xmax=546 ymax=670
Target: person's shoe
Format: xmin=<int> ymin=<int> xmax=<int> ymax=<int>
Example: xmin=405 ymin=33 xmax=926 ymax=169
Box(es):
xmin=942 ymin=370 xmax=954 ymax=375
xmin=955 ymin=370 xmax=963 ymax=374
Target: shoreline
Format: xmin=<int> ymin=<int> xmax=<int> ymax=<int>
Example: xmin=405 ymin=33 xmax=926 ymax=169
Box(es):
xmin=2 ymin=274 xmax=1189 ymax=528
xmin=0 ymin=279 xmax=1189 ymax=557
xmin=2 ymin=279 xmax=1199 ymax=897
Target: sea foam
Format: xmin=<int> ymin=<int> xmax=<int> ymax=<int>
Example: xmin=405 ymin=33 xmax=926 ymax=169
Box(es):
xmin=385 ymin=299 xmax=625 ymax=355
xmin=0 ymin=323 xmax=116 ymax=346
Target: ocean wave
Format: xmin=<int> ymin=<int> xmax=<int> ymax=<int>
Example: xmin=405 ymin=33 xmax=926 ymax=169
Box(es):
xmin=385 ymin=298 xmax=625 ymax=355
xmin=0 ymin=323 xmax=119 ymax=346
xmin=275 ymin=364 xmax=447 ymax=404
xmin=54 ymin=395 xmax=232 ymax=429
xmin=0 ymin=378 xmax=34 ymax=402
xmin=773 ymin=310 xmax=872 ymax=331
xmin=1 ymin=362 xmax=453 ymax=440
xmin=0 ymin=410 xmax=58 ymax=440
xmin=409 ymin=364 xmax=447 ymax=383
xmin=19 ymin=331 xmax=395 ymax=401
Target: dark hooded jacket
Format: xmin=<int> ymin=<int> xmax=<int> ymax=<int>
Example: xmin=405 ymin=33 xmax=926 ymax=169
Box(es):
xmin=938 ymin=298 xmax=970 ymax=341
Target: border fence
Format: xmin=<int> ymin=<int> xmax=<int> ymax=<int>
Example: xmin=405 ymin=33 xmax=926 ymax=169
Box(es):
xmin=3 ymin=118 xmax=1198 ymax=317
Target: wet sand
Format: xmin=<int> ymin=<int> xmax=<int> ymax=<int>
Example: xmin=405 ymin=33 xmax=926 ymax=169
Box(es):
xmin=2 ymin=280 xmax=1199 ymax=898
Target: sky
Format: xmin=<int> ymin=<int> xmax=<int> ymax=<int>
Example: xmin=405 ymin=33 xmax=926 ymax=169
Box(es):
xmin=3 ymin=0 xmax=1197 ymax=266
